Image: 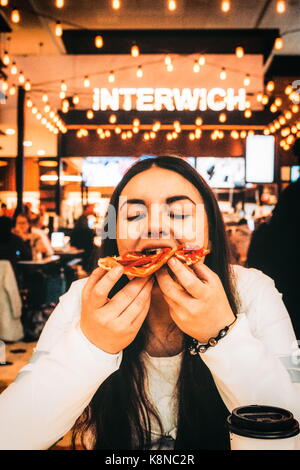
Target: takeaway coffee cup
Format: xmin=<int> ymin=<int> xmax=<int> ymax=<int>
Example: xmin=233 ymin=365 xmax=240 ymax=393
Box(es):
xmin=227 ymin=405 xmax=300 ymax=450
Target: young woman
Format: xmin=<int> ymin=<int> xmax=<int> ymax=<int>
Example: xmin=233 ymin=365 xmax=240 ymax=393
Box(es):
xmin=12 ymin=213 xmax=51 ymax=259
xmin=0 ymin=156 xmax=299 ymax=450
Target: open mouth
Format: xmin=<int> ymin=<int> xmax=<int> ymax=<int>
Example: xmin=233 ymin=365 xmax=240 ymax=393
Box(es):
xmin=141 ymin=247 xmax=166 ymax=255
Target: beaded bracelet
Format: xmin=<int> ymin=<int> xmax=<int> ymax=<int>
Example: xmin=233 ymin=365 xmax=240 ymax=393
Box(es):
xmin=188 ymin=317 xmax=237 ymax=355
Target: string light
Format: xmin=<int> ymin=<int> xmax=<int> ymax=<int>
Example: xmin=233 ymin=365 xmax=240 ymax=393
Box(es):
xmin=136 ymin=65 xmax=143 ymax=78
xmin=284 ymin=110 xmax=292 ymax=120
xmin=61 ymin=80 xmax=67 ymax=92
xmin=195 ymin=129 xmax=202 ymax=139
xmin=133 ymin=118 xmax=140 ymax=127
xmin=83 ymin=76 xmax=90 ymax=88
xmin=0 ymin=0 xmax=9 ymax=6
xmin=2 ymin=51 xmax=10 ymax=66
xmin=59 ymin=91 xmax=65 ymax=99
xmin=24 ymin=80 xmax=31 ymax=91
xmin=193 ymin=60 xmax=200 ymax=73
xmin=11 ymin=9 xmax=20 ymax=23
xmin=274 ymin=37 xmax=283 ymax=50
xmin=266 ymin=81 xmax=275 ymax=93
xmin=9 ymin=84 xmax=16 ymax=95
xmin=153 ymin=121 xmax=161 ymax=132
xmin=166 ymin=63 xmax=174 ymax=72
xmin=240 ymin=130 xmax=247 ymax=139
xmin=95 ymin=35 xmax=104 ymax=48
xmin=279 ymin=116 xmax=286 ymax=125
xmin=220 ymin=68 xmax=227 ymax=80
xmin=32 ymin=106 xmax=38 ymax=114
xmin=243 ymin=74 xmax=250 ymax=86
xmin=235 ymin=46 xmax=244 ymax=58
xmin=230 ymin=130 xmax=239 ymax=139
xmin=189 ymin=132 xmax=195 ymax=141
xmin=112 ymin=0 xmax=121 ymax=9
xmin=292 ymin=104 xmax=299 ymax=113
xmin=195 ymin=117 xmax=203 ymax=126
xmin=55 ymin=21 xmax=63 ymax=37
xmin=108 ymin=71 xmax=115 ymax=83
xmin=167 ymin=0 xmax=177 ymax=11
xmin=221 ymin=0 xmax=230 ymax=13
xmin=42 ymin=94 xmax=48 ymax=103
xmin=11 ymin=62 xmax=17 ymax=75
xmin=72 ymin=95 xmax=79 ymax=105
xmin=131 ymin=45 xmax=139 ymax=57
xmin=132 ymin=126 xmax=139 ymax=134
xmin=165 ymin=55 xmax=172 ymax=66
xmin=262 ymin=95 xmax=269 ymax=105
xmin=55 ymin=0 xmax=64 ymax=7
xmin=274 ymin=97 xmax=282 ymax=107
xmin=36 ymin=113 xmax=42 ymax=120
xmin=2 ymin=81 xmax=8 ymax=92
xmin=276 ymin=0 xmax=286 ymax=13
xmin=44 ymin=104 xmax=51 ymax=113
xmin=244 ymin=109 xmax=252 ymax=118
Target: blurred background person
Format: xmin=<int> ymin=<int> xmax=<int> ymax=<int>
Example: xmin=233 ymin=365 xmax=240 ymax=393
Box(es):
xmin=247 ymin=139 xmax=300 ymax=338
xmin=0 ymin=216 xmax=32 ymax=273
xmin=12 ymin=213 xmax=51 ymax=260
xmin=70 ymin=204 xmax=96 ymax=273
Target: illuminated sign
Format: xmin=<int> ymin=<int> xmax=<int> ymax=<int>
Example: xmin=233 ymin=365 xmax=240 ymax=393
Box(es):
xmin=93 ymin=88 xmax=247 ymax=112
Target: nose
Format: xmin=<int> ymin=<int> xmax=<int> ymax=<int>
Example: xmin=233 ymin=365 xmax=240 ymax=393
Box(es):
xmin=146 ymin=203 xmax=170 ymax=239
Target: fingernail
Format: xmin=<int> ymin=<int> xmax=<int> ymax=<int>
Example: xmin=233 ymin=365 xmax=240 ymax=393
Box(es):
xmin=114 ymin=265 xmax=124 ymax=275
xmin=168 ymin=257 xmax=177 ymax=266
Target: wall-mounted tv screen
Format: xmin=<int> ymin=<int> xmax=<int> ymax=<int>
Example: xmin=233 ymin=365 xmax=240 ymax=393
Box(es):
xmin=196 ymin=157 xmax=245 ymax=188
xmin=291 ymin=165 xmax=300 ymax=183
xmin=246 ymin=135 xmax=275 ymax=183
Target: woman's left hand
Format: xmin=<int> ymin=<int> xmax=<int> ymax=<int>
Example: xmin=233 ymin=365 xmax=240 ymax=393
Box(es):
xmin=155 ymin=257 xmax=236 ymax=343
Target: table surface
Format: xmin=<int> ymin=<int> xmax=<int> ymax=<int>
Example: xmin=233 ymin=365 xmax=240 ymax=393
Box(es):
xmin=53 ymin=248 xmax=84 ymax=255
xmin=17 ymin=255 xmax=60 ymax=265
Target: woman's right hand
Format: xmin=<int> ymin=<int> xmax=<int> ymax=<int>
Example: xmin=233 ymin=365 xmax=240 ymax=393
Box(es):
xmin=80 ymin=265 xmax=154 ymax=354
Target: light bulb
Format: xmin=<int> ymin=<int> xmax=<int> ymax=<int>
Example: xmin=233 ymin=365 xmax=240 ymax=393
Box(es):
xmin=270 ymin=104 xmax=278 ymax=113
xmin=18 ymin=71 xmax=25 ymax=84
xmin=168 ymin=0 xmax=177 ymax=11
xmin=262 ymin=95 xmax=269 ymax=105
xmin=166 ymin=63 xmax=174 ymax=72
xmin=136 ymin=66 xmax=143 ymax=78
xmin=36 ymin=113 xmax=42 ymax=120
xmin=235 ymin=46 xmax=244 ymax=58
xmin=274 ymin=37 xmax=283 ymax=50
xmin=26 ymin=98 xmax=33 ymax=108
xmin=193 ymin=61 xmax=200 ymax=73
xmin=24 ymin=80 xmax=31 ymax=91
xmin=274 ymin=97 xmax=282 ymax=107
xmin=61 ymin=81 xmax=67 ymax=92
xmin=266 ymin=81 xmax=275 ymax=92
xmin=2 ymin=81 xmax=8 ymax=92
xmin=243 ymin=74 xmax=250 ymax=86
xmin=44 ymin=104 xmax=51 ymax=113
xmin=3 ymin=51 xmax=10 ymax=66
xmin=220 ymin=68 xmax=227 ymax=80
xmin=221 ymin=0 xmax=230 ymax=13
xmin=55 ymin=0 xmax=64 ymax=7
xmin=219 ymin=112 xmax=227 ymax=123
xmin=11 ymin=62 xmax=17 ymax=75
xmin=86 ymin=109 xmax=94 ymax=119
xmin=108 ymin=71 xmax=115 ymax=83
xmin=165 ymin=55 xmax=172 ymax=66
xmin=257 ymin=92 xmax=263 ymax=102
xmin=276 ymin=0 xmax=286 ymax=13
xmin=112 ymin=0 xmax=121 ymax=9
xmin=55 ymin=22 xmax=63 ymax=37
xmin=109 ymin=114 xmax=117 ymax=124
xmin=9 ymin=84 xmax=16 ymax=95
xmin=95 ymin=35 xmax=104 ymax=48
xmin=231 ymin=130 xmax=239 ymax=139
xmin=189 ymin=133 xmax=195 ymax=141
xmin=131 ymin=45 xmax=139 ymax=57
xmin=285 ymin=85 xmax=293 ymax=95
xmin=133 ymin=118 xmax=140 ymax=127
xmin=11 ymin=9 xmax=20 ymax=24
xmin=195 ymin=117 xmax=203 ymax=126
xmin=42 ymin=94 xmax=48 ymax=103
xmin=0 ymin=0 xmax=9 ymax=6
xmin=83 ymin=76 xmax=90 ymax=88
xmin=60 ymin=91 xmax=66 ymax=99
xmin=72 ymin=95 xmax=79 ymax=105
xmin=198 ymin=55 xmax=206 ymax=66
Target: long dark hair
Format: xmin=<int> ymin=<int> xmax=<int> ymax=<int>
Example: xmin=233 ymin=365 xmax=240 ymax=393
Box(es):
xmin=72 ymin=155 xmax=240 ymax=450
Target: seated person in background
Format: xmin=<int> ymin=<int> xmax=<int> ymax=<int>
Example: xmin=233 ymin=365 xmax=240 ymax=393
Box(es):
xmin=70 ymin=204 xmax=95 ymax=273
xmin=12 ymin=213 xmax=50 ymax=260
xmin=226 ymin=219 xmax=251 ymax=266
xmin=0 ymin=203 xmax=11 ymax=218
xmin=0 ymin=216 xmax=32 ymax=272
xmin=30 ymin=217 xmax=54 ymax=257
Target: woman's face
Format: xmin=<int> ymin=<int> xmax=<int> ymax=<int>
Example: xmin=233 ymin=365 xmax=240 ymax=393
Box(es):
xmin=117 ymin=166 xmax=209 ymax=255
xmin=16 ymin=216 xmax=30 ymax=234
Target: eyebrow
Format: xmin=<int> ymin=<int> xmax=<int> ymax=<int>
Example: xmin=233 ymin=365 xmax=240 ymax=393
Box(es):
xmin=120 ymin=195 xmax=196 ymax=210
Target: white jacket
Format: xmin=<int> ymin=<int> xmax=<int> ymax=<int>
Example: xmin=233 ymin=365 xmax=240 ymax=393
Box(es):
xmin=0 ymin=265 xmax=299 ymax=450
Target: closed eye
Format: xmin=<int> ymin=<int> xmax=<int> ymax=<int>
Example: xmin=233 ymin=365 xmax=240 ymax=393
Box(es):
xmin=169 ymin=213 xmax=191 ymax=219
xmin=127 ymin=213 xmax=146 ymax=221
